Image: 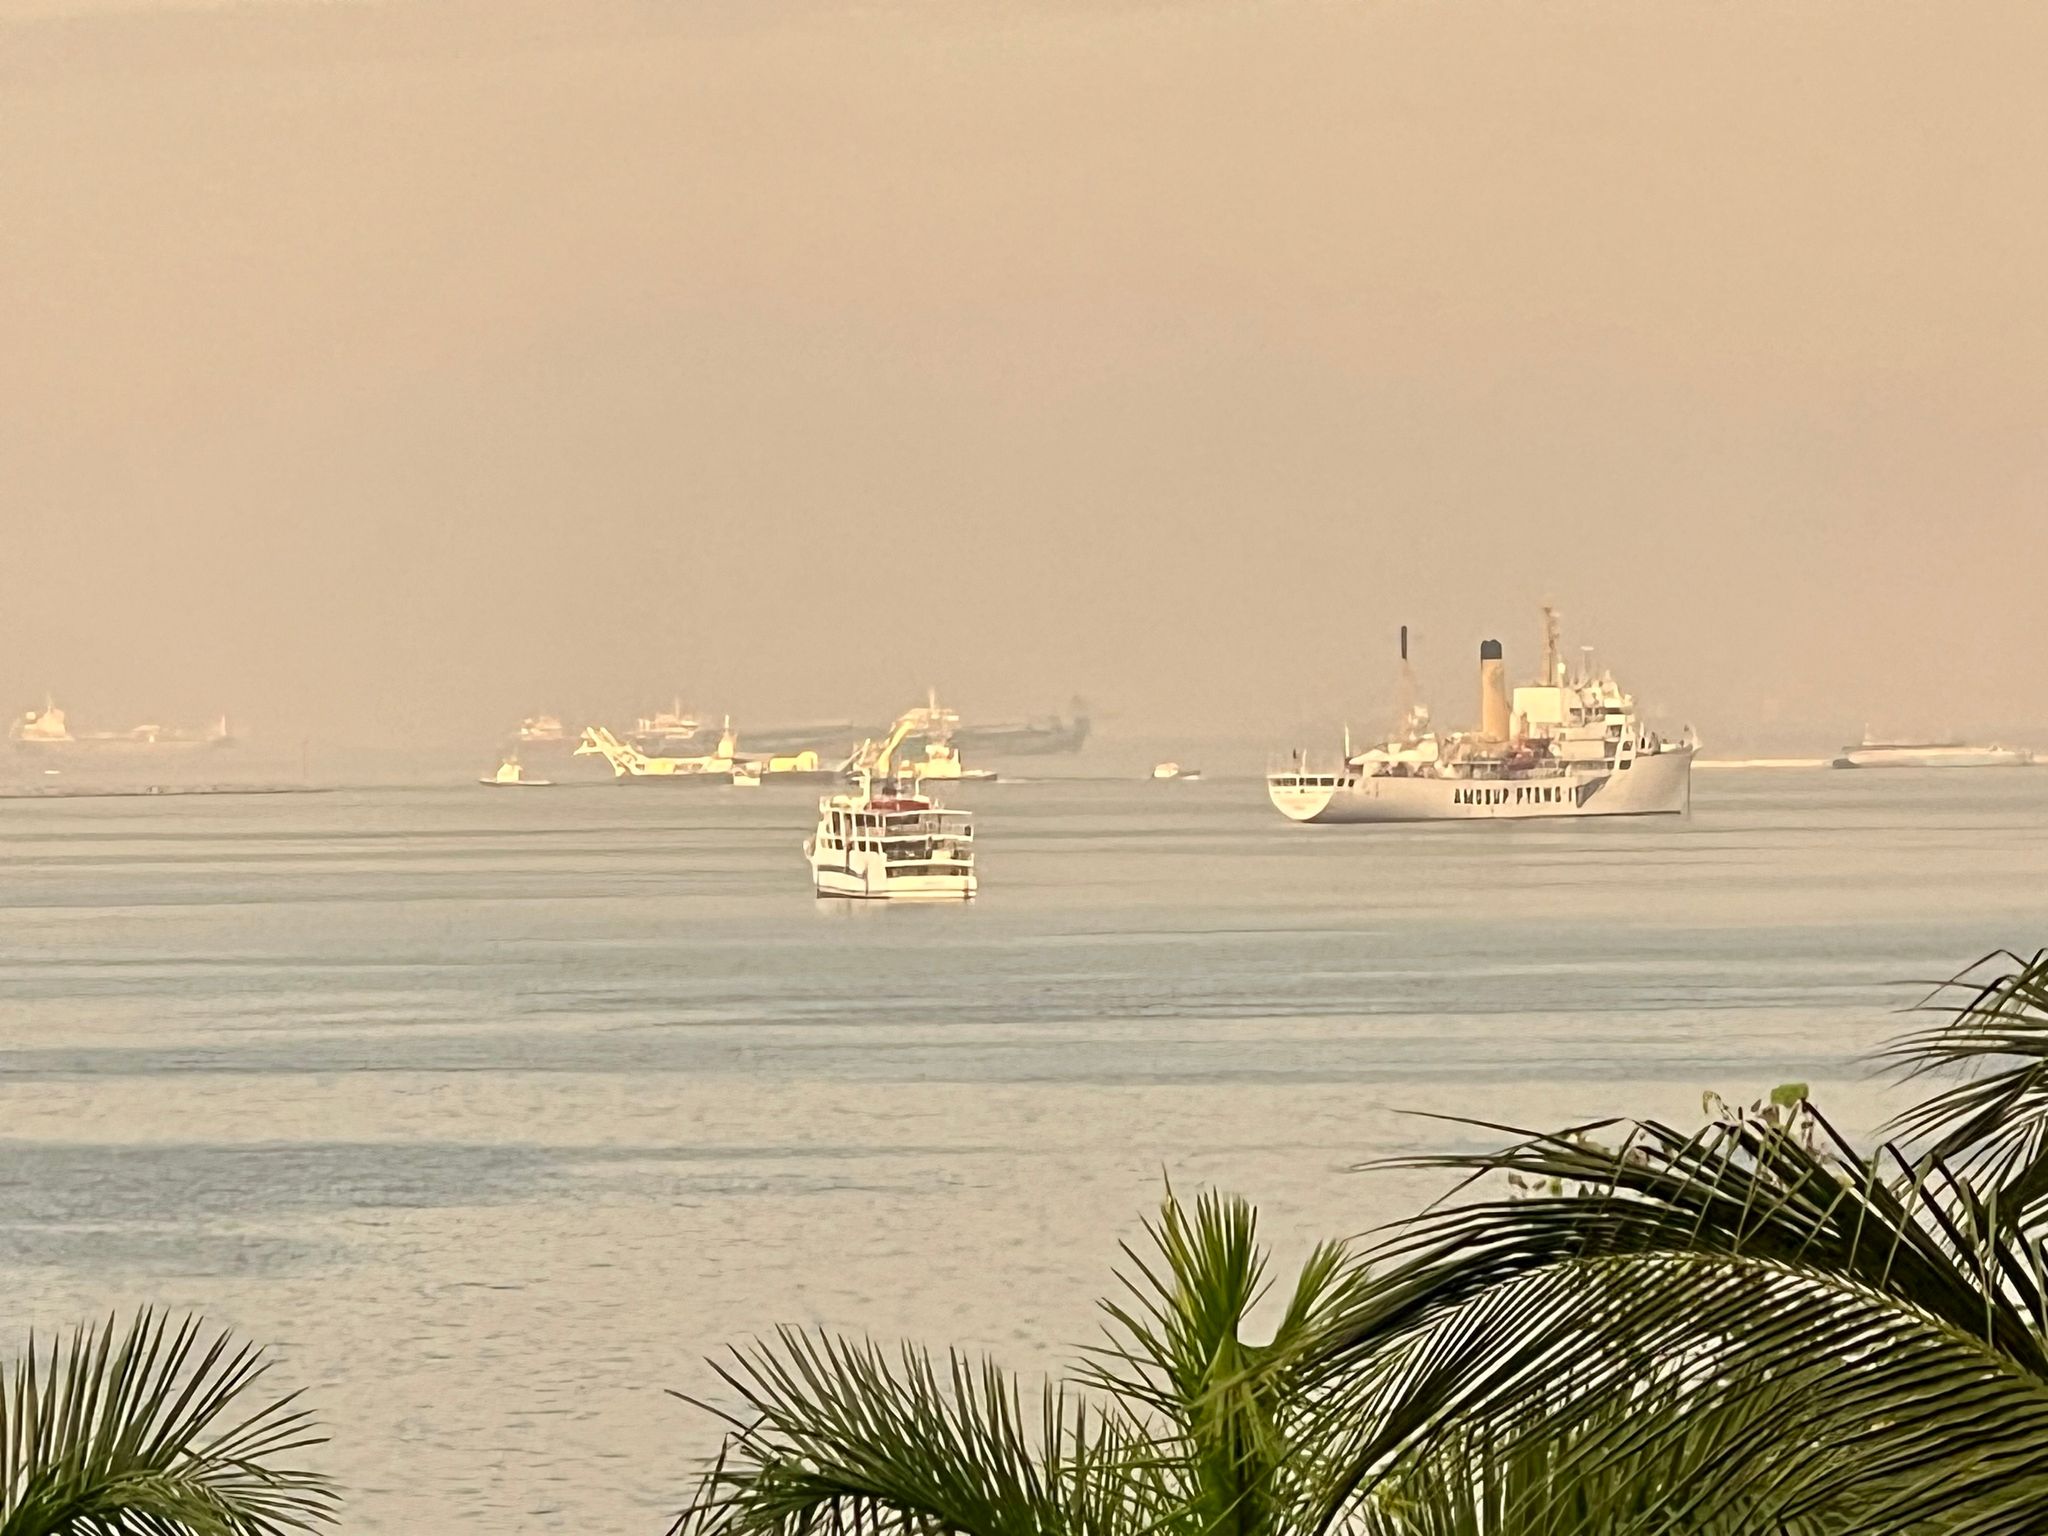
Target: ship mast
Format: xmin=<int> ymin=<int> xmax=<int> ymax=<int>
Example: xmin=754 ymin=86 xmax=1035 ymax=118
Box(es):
xmin=1394 ymin=624 xmax=1419 ymax=744
xmin=1540 ymin=606 xmax=1564 ymax=686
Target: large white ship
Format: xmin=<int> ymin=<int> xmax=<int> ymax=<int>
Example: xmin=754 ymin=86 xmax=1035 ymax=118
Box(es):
xmin=1268 ymin=610 xmax=1694 ymax=825
xmin=1831 ymin=735 xmax=2032 ymax=769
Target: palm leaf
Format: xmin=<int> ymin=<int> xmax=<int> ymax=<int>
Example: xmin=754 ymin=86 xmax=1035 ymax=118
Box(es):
xmin=1886 ymin=948 xmax=2048 ymax=1216
xmin=1299 ymin=1100 xmax=2048 ymax=1533
xmin=1081 ymin=1189 xmax=1375 ymax=1536
xmin=0 ymin=1310 xmax=334 ymax=1536
xmin=671 ymin=1329 xmax=1160 ymax=1536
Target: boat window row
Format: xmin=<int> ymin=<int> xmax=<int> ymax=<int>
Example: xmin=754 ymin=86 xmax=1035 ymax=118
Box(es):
xmin=1271 ymin=775 xmax=1357 ymax=790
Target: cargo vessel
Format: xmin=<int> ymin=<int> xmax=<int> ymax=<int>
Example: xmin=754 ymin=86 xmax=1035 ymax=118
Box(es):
xmin=1268 ymin=609 xmax=1694 ymax=824
xmin=10 ymin=697 xmax=233 ymax=752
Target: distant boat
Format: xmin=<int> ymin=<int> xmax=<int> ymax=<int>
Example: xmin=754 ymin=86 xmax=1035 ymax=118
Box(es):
xmin=731 ymin=765 xmax=763 ymax=788
xmin=840 ymin=697 xmax=997 ymax=784
xmin=1831 ymin=734 xmax=2032 ymax=770
xmin=515 ymin=714 xmax=567 ymax=746
xmin=629 ymin=699 xmax=708 ymax=754
xmin=480 ymin=756 xmax=551 ymax=787
xmin=1152 ymin=762 xmax=1200 ymax=781
xmin=910 ymin=740 xmax=997 ymax=784
xmin=11 ymin=696 xmax=233 ymax=752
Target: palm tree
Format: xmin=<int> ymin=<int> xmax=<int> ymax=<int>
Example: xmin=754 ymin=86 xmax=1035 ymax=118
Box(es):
xmin=1 ymin=1309 xmax=335 ymax=1536
xmin=1303 ymin=947 xmax=2048 ymax=1534
xmin=672 ymin=1188 xmax=1376 ymax=1536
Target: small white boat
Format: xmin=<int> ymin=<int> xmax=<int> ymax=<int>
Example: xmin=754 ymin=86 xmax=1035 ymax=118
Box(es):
xmin=805 ymin=775 xmax=976 ymax=900
xmin=480 ymin=756 xmax=551 ymax=787
xmin=731 ymin=765 xmax=763 ymax=788
xmin=912 ymin=740 xmax=996 ymax=783
xmin=1152 ymin=762 xmax=1200 ymax=780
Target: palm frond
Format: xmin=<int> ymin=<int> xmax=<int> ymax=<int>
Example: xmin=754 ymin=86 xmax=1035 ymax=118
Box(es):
xmin=671 ymin=1329 xmax=1160 ymax=1536
xmin=1080 ymin=1190 xmax=1375 ymax=1536
xmin=1886 ymin=948 xmax=2048 ymax=1215
xmin=0 ymin=1309 xmax=334 ymax=1536
xmin=1329 ymin=1103 xmax=2048 ymax=1373
xmin=1296 ymin=1100 xmax=2048 ymax=1533
xmin=1351 ymin=1379 xmax=1862 ymax=1536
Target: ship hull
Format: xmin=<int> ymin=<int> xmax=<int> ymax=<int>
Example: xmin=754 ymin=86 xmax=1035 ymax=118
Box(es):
xmin=607 ymin=770 xmax=733 ymax=787
xmin=952 ymin=721 xmax=1089 ymax=757
xmin=606 ymin=768 xmax=845 ymax=787
xmin=12 ymin=737 xmax=230 ymax=754
xmin=1269 ymin=747 xmax=1693 ymax=824
xmin=1831 ymin=746 xmax=2032 ymax=769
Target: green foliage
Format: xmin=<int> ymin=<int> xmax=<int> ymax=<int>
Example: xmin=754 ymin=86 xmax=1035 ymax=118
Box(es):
xmin=0 ymin=1310 xmax=334 ymax=1536
xmin=672 ymin=1188 xmax=1371 ymax=1536
xmin=1302 ymin=946 xmax=2048 ymax=1534
xmin=674 ymin=946 xmax=2048 ymax=1535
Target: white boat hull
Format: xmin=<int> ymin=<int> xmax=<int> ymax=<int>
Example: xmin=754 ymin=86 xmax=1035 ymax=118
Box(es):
xmin=1269 ymin=746 xmax=1693 ymax=824
xmin=809 ymin=847 xmax=976 ymax=900
xmin=1831 ymin=746 xmax=2032 ymax=769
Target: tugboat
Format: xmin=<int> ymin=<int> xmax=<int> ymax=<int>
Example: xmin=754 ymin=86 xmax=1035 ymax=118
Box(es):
xmin=480 ymin=755 xmax=551 ymax=787
xmin=1268 ymin=609 xmax=1694 ymax=824
xmin=840 ymin=697 xmax=995 ymax=785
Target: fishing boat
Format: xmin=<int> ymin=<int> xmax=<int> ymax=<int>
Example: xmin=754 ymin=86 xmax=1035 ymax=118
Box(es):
xmin=1268 ymin=609 xmax=1694 ymax=824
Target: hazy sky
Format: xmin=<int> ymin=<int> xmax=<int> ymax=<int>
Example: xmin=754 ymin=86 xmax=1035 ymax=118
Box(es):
xmin=5 ymin=0 xmax=2044 ymax=749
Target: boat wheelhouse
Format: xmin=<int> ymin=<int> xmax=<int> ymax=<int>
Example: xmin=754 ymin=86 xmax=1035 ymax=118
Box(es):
xmin=805 ymin=779 xmax=976 ymax=900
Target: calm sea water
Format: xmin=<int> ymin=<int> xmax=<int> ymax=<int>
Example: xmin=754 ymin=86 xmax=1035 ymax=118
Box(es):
xmin=3 ymin=768 xmax=2045 ymax=1531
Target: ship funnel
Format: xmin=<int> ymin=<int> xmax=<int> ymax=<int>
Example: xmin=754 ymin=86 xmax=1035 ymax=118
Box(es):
xmin=1479 ymin=639 xmax=1510 ymax=740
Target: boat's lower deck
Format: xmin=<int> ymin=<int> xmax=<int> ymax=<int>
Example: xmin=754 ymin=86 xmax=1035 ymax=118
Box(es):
xmin=1269 ymin=748 xmax=1693 ymax=824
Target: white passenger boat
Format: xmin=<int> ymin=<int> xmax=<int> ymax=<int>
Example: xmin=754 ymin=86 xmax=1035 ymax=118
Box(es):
xmin=1269 ymin=609 xmax=1694 ymax=824
xmin=805 ymin=776 xmax=977 ymax=899
xmin=1831 ymin=735 xmax=2032 ymax=769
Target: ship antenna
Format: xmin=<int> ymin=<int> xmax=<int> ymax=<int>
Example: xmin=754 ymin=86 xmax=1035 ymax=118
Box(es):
xmin=1394 ymin=624 xmax=1419 ymax=742
xmin=1541 ymin=606 xmax=1562 ymax=685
